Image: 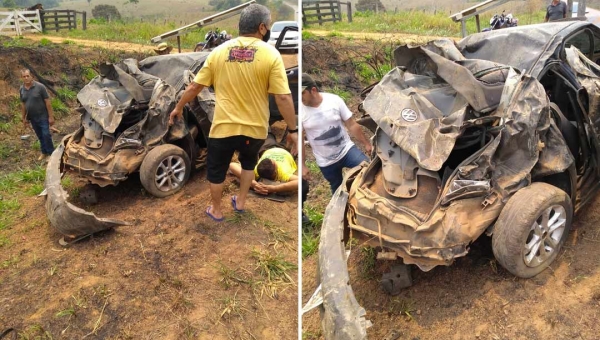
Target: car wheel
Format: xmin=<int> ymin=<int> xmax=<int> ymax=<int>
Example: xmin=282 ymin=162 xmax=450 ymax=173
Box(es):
xmin=140 ymin=144 xmax=191 ymax=198
xmin=492 ymin=182 xmax=572 ymax=278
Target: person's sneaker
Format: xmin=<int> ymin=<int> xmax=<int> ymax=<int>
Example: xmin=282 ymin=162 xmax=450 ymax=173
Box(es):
xmin=37 ymin=154 xmax=45 ymax=161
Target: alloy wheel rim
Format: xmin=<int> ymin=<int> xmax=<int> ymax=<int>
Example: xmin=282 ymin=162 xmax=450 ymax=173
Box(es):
xmin=154 ymin=155 xmax=186 ymax=192
xmin=523 ymin=205 xmax=566 ymax=268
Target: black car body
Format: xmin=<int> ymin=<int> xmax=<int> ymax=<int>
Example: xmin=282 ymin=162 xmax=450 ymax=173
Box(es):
xmin=45 ymin=34 xmax=299 ymax=239
xmin=316 ymin=21 xmax=600 ymax=339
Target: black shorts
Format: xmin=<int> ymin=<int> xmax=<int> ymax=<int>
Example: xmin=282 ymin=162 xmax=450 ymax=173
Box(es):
xmin=206 ymin=135 xmax=265 ymax=184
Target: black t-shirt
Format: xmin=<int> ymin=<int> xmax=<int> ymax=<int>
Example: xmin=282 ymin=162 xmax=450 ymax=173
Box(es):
xmin=547 ymin=1 xmax=567 ymax=21
xmin=20 ymin=81 xmax=49 ymax=121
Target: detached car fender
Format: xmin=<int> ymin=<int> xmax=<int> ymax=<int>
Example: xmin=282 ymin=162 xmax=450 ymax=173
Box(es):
xmin=319 ymin=185 xmax=371 ymax=339
xmin=45 ymin=137 xmax=131 ymax=237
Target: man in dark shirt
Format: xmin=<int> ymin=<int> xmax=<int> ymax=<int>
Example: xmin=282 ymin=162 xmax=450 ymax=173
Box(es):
xmin=546 ymin=0 xmax=567 ymax=22
xmin=20 ymin=69 xmax=55 ymax=161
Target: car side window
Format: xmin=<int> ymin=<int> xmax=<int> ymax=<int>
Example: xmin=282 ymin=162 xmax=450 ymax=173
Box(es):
xmin=565 ymin=30 xmax=592 ymax=57
xmin=594 ymin=33 xmax=600 ymax=64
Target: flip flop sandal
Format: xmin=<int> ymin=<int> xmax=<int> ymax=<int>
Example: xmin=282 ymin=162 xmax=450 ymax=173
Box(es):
xmin=231 ymin=195 xmax=245 ymax=213
xmin=205 ymin=206 xmax=225 ymax=222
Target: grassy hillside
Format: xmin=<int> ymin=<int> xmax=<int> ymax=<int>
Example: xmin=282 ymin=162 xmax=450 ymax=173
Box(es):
xmin=58 ymin=0 xmax=215 ymax=22
xmin=304 ymin=9 xmax=546 ymax=37
xmin=46 ymin=0 xmax=294 ymax=49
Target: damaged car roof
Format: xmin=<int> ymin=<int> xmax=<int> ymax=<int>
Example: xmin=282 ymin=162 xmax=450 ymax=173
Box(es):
xmin=458 ymin=21 xmax=599 ymax=75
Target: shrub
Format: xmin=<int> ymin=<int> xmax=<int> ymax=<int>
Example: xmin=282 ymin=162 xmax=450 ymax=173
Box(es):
xmin=92 ymin=4 xmax=121 ymax=21
xmin=356 ymin=0 xmax=385 ymax=12
xmin=39 ymin=38 xmax=52 ymax=47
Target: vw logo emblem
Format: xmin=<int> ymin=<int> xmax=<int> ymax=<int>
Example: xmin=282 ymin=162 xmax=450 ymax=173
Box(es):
xmin=401 ymin=108 xmax=417 ymax=122
xmin=97 ymin=99 xmax=108 ymax=107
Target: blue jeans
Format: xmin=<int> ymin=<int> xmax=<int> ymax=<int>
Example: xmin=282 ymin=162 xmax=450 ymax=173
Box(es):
xmin=30 ymin=118 xmax=55 ymax=155
xmin=319 ymin=145 xmax=369 ymax=193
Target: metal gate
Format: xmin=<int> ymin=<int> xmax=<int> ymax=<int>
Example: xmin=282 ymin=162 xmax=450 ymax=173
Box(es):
xmin=0 ymin=10 xmax=43 ymax=36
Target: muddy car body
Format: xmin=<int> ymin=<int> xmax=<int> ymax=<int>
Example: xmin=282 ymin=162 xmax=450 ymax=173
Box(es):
xmin=318 ymin=21 xmax=600 ymax=338
xmin=46 ymin=40 xmax=299 ymax=238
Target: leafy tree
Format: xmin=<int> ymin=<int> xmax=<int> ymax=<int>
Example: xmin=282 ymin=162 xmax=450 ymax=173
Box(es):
xmin=92 ymin=4 xmax=121 ymax=20
xmin=3 ymin=0 xmax=16 ymax=8
xmin=356 ymin=0 xmax=386 ymax=12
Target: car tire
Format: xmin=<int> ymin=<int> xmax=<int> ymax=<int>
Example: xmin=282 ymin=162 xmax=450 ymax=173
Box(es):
xmin=140 ymin=144 xmax=191 ymax=198
xmin=492 ymin=182 xmax=572 ymax=278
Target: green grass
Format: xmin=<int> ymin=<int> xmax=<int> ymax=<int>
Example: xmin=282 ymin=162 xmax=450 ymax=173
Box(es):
xmin=0 ymin=122 xmax=12 ymax=134
xmin=215 ymin=262 xmax=249 ymax=289
xmin=62 ymin=39 xmax=76 ymax=45
xmin=329 ymin=86 xmax=352 ymax=102
xmin=305 ymin=160 xmax=320 ymax=176
xmin=360 ymin=246 xmax=377 ymax=278
xmin=51 ymin=97 xmax=69 ymax=116
xmin=56 ymin=86 xmax=77 ymax=102
xmin=302 ymin=30 xmax=316 ymax=40
xmin=19 ymin=166 xmax=46 ymax=183
xmin=0 ymin=198 xmax=21 ymax=213
xmin=0 ymin=144 xmax=14 ymax=159
xmin=39 ymin=38 xmax=53 ymax=47
xmin=17 ymin=324 xmax=53 ymax=340
xmin=25 ymin=183 xmax=45 ymax=196
xmin=252 ymin=248 xmax=296 ymax=297
xmin=0 ymin=235 xmax=10 ymax=247
xmin=2 ymin=37 xmax=28 ymax=48
xmin=32 ymin=140 xmax=40 ymax=151
xmin=304 ymin=205 xmax=324 ymax=227
xmin=52 ymin=20 xmax=215 ymax=50
xmin=1 ymin=254 xmax=18 ymax=268
xmin=55 ymin=307 xmax=75 ymax=318
xmin=302 ymin=228 xmax=319 ymax=259
xmin=305 ymin=10 xmax=547 ymax=37
xmin=82 ymin=67 xmax=98 ymax=82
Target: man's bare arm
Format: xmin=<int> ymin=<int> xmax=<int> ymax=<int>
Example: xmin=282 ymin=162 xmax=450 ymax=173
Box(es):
xmin=21 ymin=103 xmax=27 ymax=124
xmin=44 ymin=98 xmax=54 ymax=125
xmin=274 ymin=94 xmax=298 ymax=154
xmin=265 ymin=175 xmax=298 ymax=194
xmin=169 ymin=82 xmax=205 ymax=125
xmin=344 ymin=118 xmax=372 ymax=155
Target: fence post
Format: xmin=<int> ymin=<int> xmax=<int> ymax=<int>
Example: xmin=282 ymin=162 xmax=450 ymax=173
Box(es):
xmin=316 ymin=2 xmax=322 ymax=26
xmin=347 ymin=2 xmax=352 ymax=22
xmin=336 ymin=1 xmax=342 ymax=23
xmin=40 ymin=10 xmax=46 ymax=31
xmin=14 ymin=11 xmax=21 ymax=37
xmin=73 ymin=11 xmax=77 ymax=29
xmin=82 ymin=11 xmax=86 ymax=30
xmin=54 ymin=11 xmax=58 ymax=32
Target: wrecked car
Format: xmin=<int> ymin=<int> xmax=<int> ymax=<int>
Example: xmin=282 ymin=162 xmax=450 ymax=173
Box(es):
xmin=46 ymin=42 xmax=299 ymax=241
xmin=315 ymin=21 xmax=600 ymax=339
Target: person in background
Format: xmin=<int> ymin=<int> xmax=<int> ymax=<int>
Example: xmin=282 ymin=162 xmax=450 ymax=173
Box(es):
xmin=545 ymin=0 xmax=567 ymax=22
xmin=20 ymin=69 xmax=55 ymax=162
xmin=300 ymin=73 xmax=372 ymax=194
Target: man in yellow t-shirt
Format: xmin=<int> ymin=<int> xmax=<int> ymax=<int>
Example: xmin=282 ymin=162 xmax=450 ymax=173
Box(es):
xmin=169 ymin=4 xmax=298 ymax=222
xmin=228 ymin=147 xmax=298 ymax=195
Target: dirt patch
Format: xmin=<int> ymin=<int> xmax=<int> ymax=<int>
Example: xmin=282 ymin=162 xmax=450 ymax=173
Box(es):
xmin=0 ymin=41 xmax=298 ymax=339
xmin=301 ymin=37 xmax=600 ymax=340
